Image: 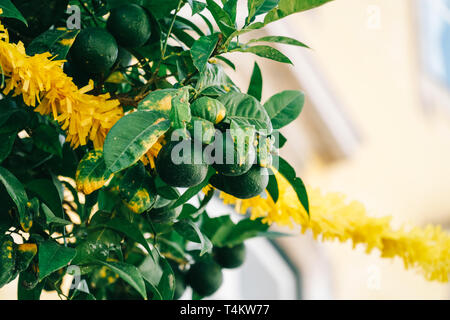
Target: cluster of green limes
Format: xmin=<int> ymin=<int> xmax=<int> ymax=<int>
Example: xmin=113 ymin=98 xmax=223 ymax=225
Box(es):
xmin=172 ymin=243 xmax=247 ymax=298
xmin=69 ymin=4 xmax=152 ymax=76
xmin=154 ymin=97 xmax=269 ymax=204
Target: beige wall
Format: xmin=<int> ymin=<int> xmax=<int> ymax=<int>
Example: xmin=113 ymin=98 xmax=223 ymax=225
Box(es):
xmin=221 ymin=0 xmax=450 ymax=299
xmin=262 ymin=0 xmax=450 ymax=299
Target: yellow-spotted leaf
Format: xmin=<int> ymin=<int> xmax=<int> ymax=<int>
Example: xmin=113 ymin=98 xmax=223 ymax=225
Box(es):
xmin=16 ymin=243 xmax=38 ymax=272
xmin=104 ymin=111 xmax=170 ymax=173
xmin=0 ymin=235 xmax=17 ymax=288
xmin=27 ymin=28 xmax=80 ymax=59
xmin=76 ymin=150 xmax=113 ymax=195
xmin=0 ymin=167 xmax=31 ymax=232
xmin=188 ymin=117 xmax=216 ymax=145
xmin=138 ymin=89 xmax=179 ymax=117
xmin=190 ymin=97 xmax=226 ymax=124
xmin=113 ymin=163 xmax=157 ymax=214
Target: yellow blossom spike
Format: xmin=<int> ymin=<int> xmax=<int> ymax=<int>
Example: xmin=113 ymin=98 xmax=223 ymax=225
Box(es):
xmin=220 ymin=171 xmax=450 ymax=282
xmin=0 ymin=21 xmax=122 ymax=149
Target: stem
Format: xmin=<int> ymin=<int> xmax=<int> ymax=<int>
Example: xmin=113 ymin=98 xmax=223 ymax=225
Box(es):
xmin=141 ymin=0 xmax=184 ymax=95
xmin=161 ymin=0 xmax=184 ymax=59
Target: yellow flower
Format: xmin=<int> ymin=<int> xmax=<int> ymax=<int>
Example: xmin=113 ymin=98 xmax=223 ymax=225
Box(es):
xmin=0 ymin=21 xmax=122 ymax=149
xmin=140 ymin=136 xmax=165 ymax=169
xmin=221 ymin=170 xmax=450 ymax=282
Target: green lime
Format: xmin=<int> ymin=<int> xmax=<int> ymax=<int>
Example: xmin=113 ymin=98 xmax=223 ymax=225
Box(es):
xmin=187 ymin=260 xmax=223 ymax=297
xmin=213 ymin=243 xmax=246 ymax=269
xmin=210 ymin=133 xmax=256 ymax=177
xmin=69 ymin=27 xmax=118 ymax=75
xmin=156 ymin=140 xmax=209 ymax=188
xmin=107 ymin=4 xmax=151 ymax=48
xmin=210 ymin=166 xmax=269 ymax=199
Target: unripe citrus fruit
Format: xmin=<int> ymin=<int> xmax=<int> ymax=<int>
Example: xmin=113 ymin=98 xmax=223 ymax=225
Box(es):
xmin=187 ymin=260 xmax=223 ymax=297
xmin=210 ymin=133 xmax=256 ymax=177
xmin=213 ymin=243 xmax=246 ymax=269
xmin=156 ymin=140 xmax=208 ymax=188
xmin=107 ymin=4 xmax=151 ymax=48
xmin=210 ymin=166 xmax=269 ymax=199
xmin=69 ymin=27 xmax=118 ymax=75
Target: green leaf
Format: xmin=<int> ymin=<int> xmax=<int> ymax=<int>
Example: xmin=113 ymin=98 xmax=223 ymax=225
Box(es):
xmin=218 ymin=92 xmax=272 ymax=134
xmin=138 ymin=89 xmax=179 ymax=117
xmin=225 ymin=218 xmax=269 ymax=246
xmin=139 ymin=251 xmax=175 ymax=300
xmin=187 ymin=0 xmax=206 ymax=15
xmin=75 ymin=150 xmax=113 ymax=195
xmin=247 ymin=62 xmax=263 ymax=101
xmin=0 ymin=166 xmax=29 ymax=229
xmin=179 ymin=188 xmax=215 ymax=220
xmin=38 ymin=240 xmax=76 ymax=280
xmin=97 ymin=260 xmax=147 ymax=300
xmin=170 ymin=87 xmax=192 ymax=132
xmin=174 ymin=219 xmax=212 ymax=256
xmin=17 ymin=276 xmax=45 ymax=300
xmin=248 ymin=35 xmax=309 ymax=48
xmin=264 ymin=90 xmax=305 ymax=129
xmin=216 ymin=55 xmax=235 ymax=70
xmin=0 ymin=131 xmax=16 ymax=163
xmin=273 ymin=130 xmax=287 ymax=148
xmin=276 ymin=156 xmax=309 ymax=214
xmin=195 ymin=63 xmax=239 ymax=96
xmin=266 ymin=173 xmax=279 ymax=203
xmin=104 ymin=111 xmax=170 ymax=173
xmin=27 ymin=28 xmax=79 ymax=59
xmin=264 ymin=0 xmax=334 ymax=25
xmin=137 ymin=0 xmax=180 ymax=19
xmin=205 ymin=0 xmax=235 ymax=37
xmin=223 ymin=0 xmax=238 ymax=23
xmin=70 ymin=288 xmax=96 ymax=300
xmin=92 ymin=216 xmax=152 ymax=256
xmin=190 ymin=33 xmax=220 ymax=73
xmin=239 ymin=45 xmax=292 ymax=64
xmin=154 ymin=176 xmax=180 ymax=200
xmin=201 ymin=215 xmax=271 ymax=246
xmin=41 ymin=203 xmax=71 ymax=226
xmin=201 ymin=214 xmax=235 ymax=246
xmin=26 ymin=179 xmax=63 ymax=219
xmin=0 ymin=0 xmax=27 ymax=26
xmin=71 ymin=228 xmax=121 ymax=265
xmin=32 ymin=124 xmax=63 ymax=157
xmin=247 ymin=0 xmax=279 ymax=23
xmin=169 ymin=166 xmax=216 ymax=210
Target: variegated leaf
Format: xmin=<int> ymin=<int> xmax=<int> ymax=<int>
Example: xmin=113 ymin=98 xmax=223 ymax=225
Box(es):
xmin=76 ymin=150 xmax=113 ymax=195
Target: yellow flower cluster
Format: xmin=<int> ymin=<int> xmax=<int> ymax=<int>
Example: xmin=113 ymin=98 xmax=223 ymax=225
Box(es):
xmin=0 ymin=21 xmax=122 ymax=149
xmin=220 ymin=171 xmax=450 ymax=282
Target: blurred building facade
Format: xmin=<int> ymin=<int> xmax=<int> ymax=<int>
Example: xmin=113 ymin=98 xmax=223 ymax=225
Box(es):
xmin=221 ymin=0 xmax=450 ymax=299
